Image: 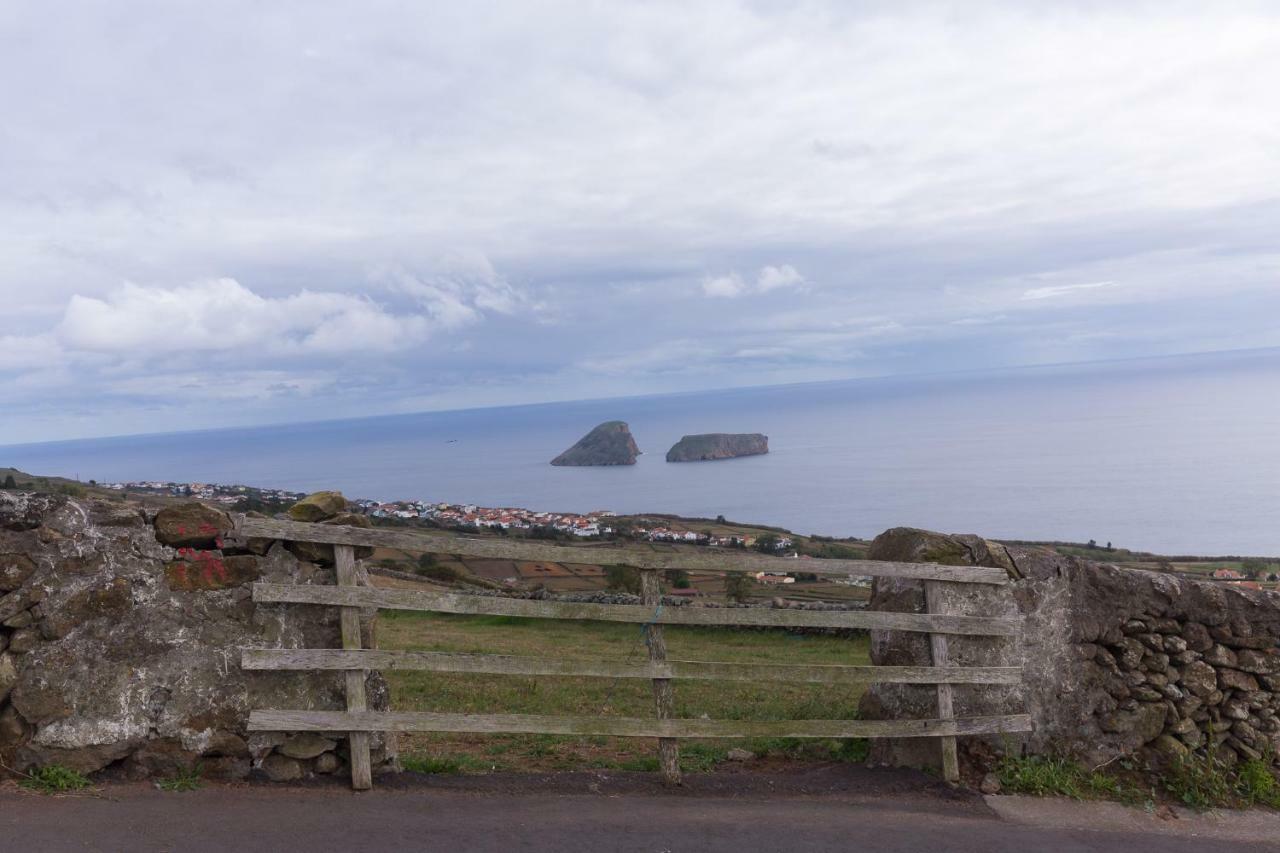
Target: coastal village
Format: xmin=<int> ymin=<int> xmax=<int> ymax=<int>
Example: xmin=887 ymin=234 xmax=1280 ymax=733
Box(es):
xmin=98 ymin=479 xmax=794 ymax=550
xmin=94 ymin=479 xmax=1274 ymax=592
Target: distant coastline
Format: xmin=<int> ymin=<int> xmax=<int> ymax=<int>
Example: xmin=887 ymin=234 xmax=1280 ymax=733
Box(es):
xmin=2 ymin=349 xmax=1278 ymax=555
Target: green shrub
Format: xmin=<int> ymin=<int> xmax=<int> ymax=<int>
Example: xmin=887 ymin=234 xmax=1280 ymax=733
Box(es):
xmin=605 ymin=564 xmax=640 ymax=594
xmin=20 ymin=765 xmax=91 ymax=794
xmin=1236 ymin=758 xmax=1280 ymax=809
xmin=724 ymin=573 xmax=754 ymax=603
xmin=1163 ymin=751 xmax=1234 ymax=809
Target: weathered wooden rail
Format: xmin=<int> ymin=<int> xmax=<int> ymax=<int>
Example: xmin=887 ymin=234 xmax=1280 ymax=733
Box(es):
xmin=238 ymin=515 xmax=1029 ymax=790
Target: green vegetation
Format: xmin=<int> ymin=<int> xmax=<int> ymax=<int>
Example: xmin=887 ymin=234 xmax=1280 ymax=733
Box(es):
xmin=996 ymin=754 xmax=1141 ymax=802
xmin=723 ymin=573 xmax=754 ymax=603
xmin=401 ymin=754 xmax=480 ymax=774
xmin=665 ymin=569 xmax=692 ymax=589
xmin=997 ymin=748 xmax=1280 ymax=811
xmin=19 ymin=765 xmax=92 ymax=794
xmin=604 ymin=564 xmax=641 ymax=594
xmin=753 ymin=534 xmax=782 ymax=554
xmin=1162 ymin=751 xmax=1280 ymax=810
xmin=380 ymin=610 xmax=869 ymax=774
xmin=2 ymin=474 xmax=15 ymax=489
xmin=155 ymin=765 xmax=203 ymax=792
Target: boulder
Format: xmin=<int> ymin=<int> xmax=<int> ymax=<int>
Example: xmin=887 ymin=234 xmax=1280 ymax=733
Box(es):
xmin=261 ymin=753 xmax=304 ymax=782
xmin=1219 ymin=669 xmax=1260 ymax=693
xmin=279 ymin=733 xmax=337 ymax=760
xmin=1236 ymin=649 xmax=1277 ymax=675
xmin=286 ymin=513 xmax=375 ymax=564
xmin=0 ymin=703 xmax=27 ymax=747
xmin=1181 ymin=622 xmax=1213 ymax=653
xmin=0 ymin=492 xmax=66 ymax=531
xmin=287 ymin=492 xmax=348 ymax=522
xmin=0 ymin=651 xmax=16 ymax=703
xmin=1148 ymin=734 xmax=1189 ymax=762
xmin=1204 ymin=644 xmax=1237 ymax=668
xmin=0 ymin=554 xmax=37 ymax=592
xmin=165 ymin=554 xmax=260 ymax=591
xmin=1181 ymin=661 xmax=1218 ymax=698
xmin=153 ymin=504 xmax=232 ymax=549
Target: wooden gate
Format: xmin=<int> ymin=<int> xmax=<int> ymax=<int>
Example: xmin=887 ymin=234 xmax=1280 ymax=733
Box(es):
xmin=236 ymin=516 xmax=1029 ymax=790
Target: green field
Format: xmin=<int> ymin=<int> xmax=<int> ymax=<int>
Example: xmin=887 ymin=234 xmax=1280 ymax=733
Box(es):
xmin=379 ymin=611 xmax=871 ymax=773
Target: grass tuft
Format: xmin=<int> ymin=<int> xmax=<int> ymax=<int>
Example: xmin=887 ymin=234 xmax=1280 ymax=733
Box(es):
xmin=1162 ymin=750 xmax=1280 ymax=810
xmin=996 ymin=754 xmax=1143 ymax=802
xmin=19 ymin=765 xmax=92 ymax=794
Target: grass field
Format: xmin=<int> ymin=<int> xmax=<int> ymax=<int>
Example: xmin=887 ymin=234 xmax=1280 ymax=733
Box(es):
xmin=378 ymin=610 xmax=871 ymax=774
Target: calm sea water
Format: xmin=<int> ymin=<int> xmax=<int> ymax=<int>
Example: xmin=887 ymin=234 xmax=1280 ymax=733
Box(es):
xmin=3 ymin=349 xmax=1278 ymax=556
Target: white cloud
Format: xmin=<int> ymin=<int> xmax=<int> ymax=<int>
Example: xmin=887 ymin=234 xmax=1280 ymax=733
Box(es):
xmin=704 ymin=265 xmax=805 ymax=298
xmin=756 ymin=265 xmax=806 ymax=293
xmin=0 ymin=333 xmax=62 ymax=371
xmin=1021 ymin=281 xmax=1118 ymax=301
xmin=57 ymin=279 xmax=431 ymax=355
xmin=702 ymin=273 xmax=746 ymax=298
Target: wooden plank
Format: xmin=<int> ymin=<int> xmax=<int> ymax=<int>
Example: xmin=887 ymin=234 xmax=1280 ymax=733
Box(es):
xmin=252 ymin=584 xmax=1023 ymax=636
xmin=241 ymin=649 xmax=1023 ymax=685
xmin=249 ymin=710 xmax=1034 ymax=739
xmin=641 ymin=569 xmax=680 ymax=785
xmin=234 ymin=516 xmax=1009 ymax=585
xmin=925 ymin=581 xmax=959 ymax=784
xmin=336 ymin=545 xmax=372 ymax=791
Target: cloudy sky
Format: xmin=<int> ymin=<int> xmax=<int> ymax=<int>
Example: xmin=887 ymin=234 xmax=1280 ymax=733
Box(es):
xmin=2 ymin=1 xmax=1278 ymax=444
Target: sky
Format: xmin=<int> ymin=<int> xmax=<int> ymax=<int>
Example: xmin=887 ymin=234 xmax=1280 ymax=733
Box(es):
xmin=1 ymin=1 xmax=1278 ymax=445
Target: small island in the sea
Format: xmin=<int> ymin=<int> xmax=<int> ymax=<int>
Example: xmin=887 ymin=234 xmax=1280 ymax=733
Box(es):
xmin=550 ymin=421 xmax=641 ymax=466
xmin=666 ymin=433 xmax=769 ymax=462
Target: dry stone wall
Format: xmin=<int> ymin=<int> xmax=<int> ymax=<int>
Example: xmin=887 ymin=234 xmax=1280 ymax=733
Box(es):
xmin=0 ymin=491 xmax=394 ymax=782
xmin=858 ymin=527 xmax=1280 ymax=777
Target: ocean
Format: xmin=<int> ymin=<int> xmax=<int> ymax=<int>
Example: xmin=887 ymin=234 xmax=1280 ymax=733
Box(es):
xmin=2 ymin=349 xmax=1278 ymax=556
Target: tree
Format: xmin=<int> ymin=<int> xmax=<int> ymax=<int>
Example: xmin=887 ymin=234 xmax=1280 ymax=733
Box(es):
xmin=1242 ymin=559 xmax=1270 ymax=580
xmin=665 ymin=569 xmax=691 ymax=589
xmin=754 ymin=534 xmax=782 ymax=554
xmin=2 ymin=475 xmax=15 ymax=490
xmin=724 ymin=573 xmax=754 ymax=603
xmin=605 ymin=564 xmax=641 ymax=595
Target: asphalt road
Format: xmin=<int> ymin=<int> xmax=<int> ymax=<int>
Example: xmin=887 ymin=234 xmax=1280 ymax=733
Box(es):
xmin=1 ymin=771 xmax=1276 ymax=852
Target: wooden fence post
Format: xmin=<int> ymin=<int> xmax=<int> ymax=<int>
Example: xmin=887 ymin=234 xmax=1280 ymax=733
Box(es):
xmin=640 ymin=569 xmax=681 ymax=785
xmin=924 ymin=580 xmax=959 ymax=784
xmin=336 ymin=544 xmax=373 ymax=790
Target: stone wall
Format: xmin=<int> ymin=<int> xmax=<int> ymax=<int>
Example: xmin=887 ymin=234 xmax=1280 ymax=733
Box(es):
xmin=858 ymin=528 xmax=1280 ymax=777
xmin=0 ymin=491 xmax=394 ymax=782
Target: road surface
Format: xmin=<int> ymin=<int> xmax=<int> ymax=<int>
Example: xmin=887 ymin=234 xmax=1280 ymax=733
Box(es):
xmin=1 ymin=768 xmax=1276 ymax=852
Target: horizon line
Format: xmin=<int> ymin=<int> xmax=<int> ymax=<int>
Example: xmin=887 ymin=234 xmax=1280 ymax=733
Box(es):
xmin=2 ymin=343 xmax=1276 ymax=451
